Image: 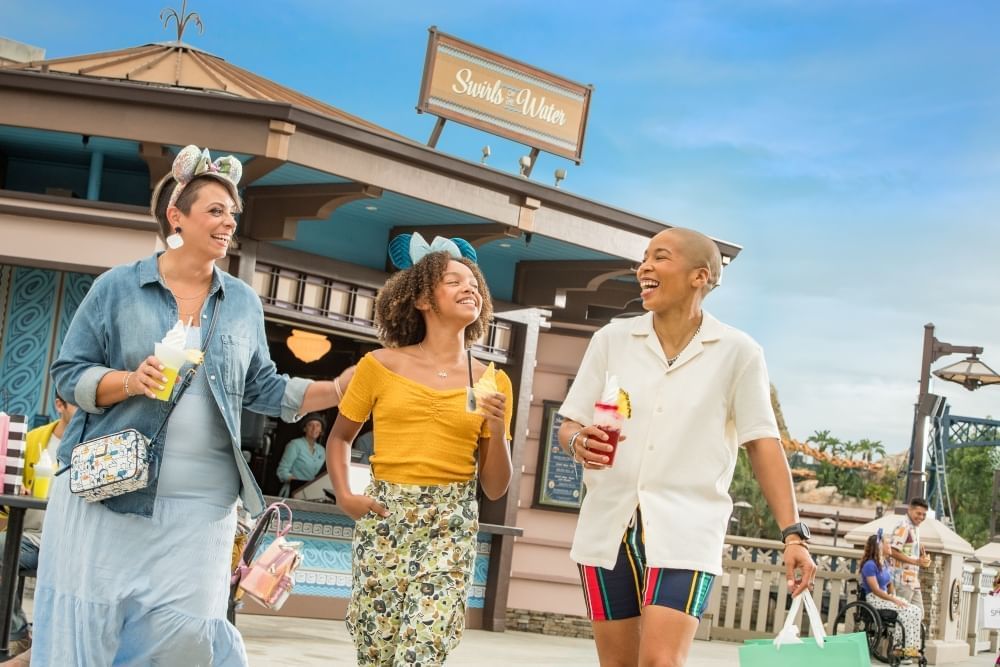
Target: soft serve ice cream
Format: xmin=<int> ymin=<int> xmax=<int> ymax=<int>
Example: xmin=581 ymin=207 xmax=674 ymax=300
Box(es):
xmin=470 ymin=361 xmax=499 ymax=414
xmin=152 ymin=319 xmax=201 ymax=400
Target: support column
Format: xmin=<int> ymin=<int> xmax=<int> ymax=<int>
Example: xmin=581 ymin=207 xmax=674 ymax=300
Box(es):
xmin=481 ymin=308 xmax=550 ymax=632
xmin=86 ymin=150 xmax=104 ymax=201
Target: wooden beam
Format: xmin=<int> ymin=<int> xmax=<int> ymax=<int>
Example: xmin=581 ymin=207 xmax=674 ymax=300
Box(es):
xmin=514 ymin=259 xmax=635 ymax=307
xmin=139 ymin=142 xmax=172 ymax=188
xmin=240 ymin=156 xmax=284 ymax=186
xmin=241 ymin=182 xmax=383 ymax=241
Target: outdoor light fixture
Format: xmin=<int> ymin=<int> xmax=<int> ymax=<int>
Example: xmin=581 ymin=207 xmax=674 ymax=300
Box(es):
xmin=481 ymin=145 xmax=491 ymax=164
xmin=518 ymin=155 xmax=532 ymax=177
xmin=906 ymin=323 xmax=997 ymax=502
xmin=554 ymin=168 xmax=566 ymax=188
xmin=286 ymin=329 xmax=331 ymax=363
xmin=933 ymin=355 xmax=1000 ymax=390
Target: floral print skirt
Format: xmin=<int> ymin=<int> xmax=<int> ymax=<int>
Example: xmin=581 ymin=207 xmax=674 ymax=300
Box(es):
xmin=347 ymin=478 xmax=479 ymax=667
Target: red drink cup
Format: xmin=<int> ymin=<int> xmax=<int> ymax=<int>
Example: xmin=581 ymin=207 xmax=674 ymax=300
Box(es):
xmin=593 ymin=401 xmax=624 ymax=466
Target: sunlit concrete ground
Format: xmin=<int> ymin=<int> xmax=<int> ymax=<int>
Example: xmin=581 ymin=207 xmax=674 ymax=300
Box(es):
xmin=236 ymin=612 xmax=1000 ymax=666
xmin=17 ymin=592 xmax=999 ymax=665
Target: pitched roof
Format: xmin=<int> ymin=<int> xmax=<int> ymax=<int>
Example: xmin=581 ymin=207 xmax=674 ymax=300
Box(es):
xmin=2 ymin=41 xmax=405 ymax=140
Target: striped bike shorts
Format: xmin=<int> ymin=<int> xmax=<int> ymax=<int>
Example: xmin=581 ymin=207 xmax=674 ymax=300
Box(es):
xmin=578 ymin=509 xmax=714 ymax=621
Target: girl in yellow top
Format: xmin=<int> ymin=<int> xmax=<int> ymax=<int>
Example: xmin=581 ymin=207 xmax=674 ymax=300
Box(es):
xmin=327 ymin=233 xmax=513 ymax=667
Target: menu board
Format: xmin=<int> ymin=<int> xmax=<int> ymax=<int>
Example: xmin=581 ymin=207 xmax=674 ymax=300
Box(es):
xmin=533 ymin=401 xmax=585 ymax=511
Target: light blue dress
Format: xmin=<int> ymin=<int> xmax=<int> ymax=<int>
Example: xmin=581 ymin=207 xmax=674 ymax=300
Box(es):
xmin=32 ymin=328 xmax=248 ymax=666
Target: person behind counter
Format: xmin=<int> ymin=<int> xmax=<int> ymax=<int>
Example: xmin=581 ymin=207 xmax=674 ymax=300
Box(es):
xmin=276 ymin=410 xmax=337 ymax=496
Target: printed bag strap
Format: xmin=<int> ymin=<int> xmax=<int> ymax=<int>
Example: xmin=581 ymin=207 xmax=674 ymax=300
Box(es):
xmin=148 ymin=295 xmax=223 ymax=444
xmin=69 ymin=293 xmax=225 ymax=454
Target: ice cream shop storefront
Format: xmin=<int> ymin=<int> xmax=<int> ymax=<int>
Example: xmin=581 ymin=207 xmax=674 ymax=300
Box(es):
xmin=0 ymin=28 xmax=742 ymax=631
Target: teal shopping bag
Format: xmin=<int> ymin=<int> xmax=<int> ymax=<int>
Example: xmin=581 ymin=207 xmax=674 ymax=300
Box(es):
xmin=739 ymin=593 xmax=870 ymax=667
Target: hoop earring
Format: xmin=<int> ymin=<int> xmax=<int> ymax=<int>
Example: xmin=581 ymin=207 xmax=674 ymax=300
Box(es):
xmin=166 ymin=226 xmax=184 ymax=249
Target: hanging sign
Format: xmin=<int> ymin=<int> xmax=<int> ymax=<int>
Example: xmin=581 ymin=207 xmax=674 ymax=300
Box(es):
xmin=417 ymin=28 xmax=593 ymax=163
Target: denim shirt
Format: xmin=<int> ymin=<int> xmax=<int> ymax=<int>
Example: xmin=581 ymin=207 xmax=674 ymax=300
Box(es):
xmin=51 ymin=253 xmax=311 ymax=518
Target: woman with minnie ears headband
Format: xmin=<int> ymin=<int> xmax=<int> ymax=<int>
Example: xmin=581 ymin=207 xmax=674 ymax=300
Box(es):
xmin=327 ymin=232 xmax=514 ymax=666
xmin=30 ymin=145 xmax=353 ymax=666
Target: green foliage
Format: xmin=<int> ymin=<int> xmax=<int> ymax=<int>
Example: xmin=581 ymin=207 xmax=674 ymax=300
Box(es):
xmin=945 ymin=447 xmax=993 ymax=547
xmin=808 ymin=430 xmax=894 ymax=502
xmin=727 ymin=429 xmax=897 ymax=539
xmin=729 ymin=448 xmax=781 ymax=540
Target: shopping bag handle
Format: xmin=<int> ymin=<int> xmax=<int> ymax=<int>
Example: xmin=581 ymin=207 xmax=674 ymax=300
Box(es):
xmin=774 ymin=591 xmax=826 ymax=649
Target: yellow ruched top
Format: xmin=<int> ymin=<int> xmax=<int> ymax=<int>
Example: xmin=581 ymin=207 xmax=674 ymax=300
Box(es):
xmin=338 ymin=352 xmax=514 ymax=485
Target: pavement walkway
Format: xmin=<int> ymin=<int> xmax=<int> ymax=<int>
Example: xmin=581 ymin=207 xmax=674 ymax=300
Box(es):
xmin=238 ymin=613 xmax=1000 ymax=666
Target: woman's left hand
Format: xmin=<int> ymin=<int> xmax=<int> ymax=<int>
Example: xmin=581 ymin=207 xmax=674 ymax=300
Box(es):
xmin=480 ymin=392 xmax=506 ymax=432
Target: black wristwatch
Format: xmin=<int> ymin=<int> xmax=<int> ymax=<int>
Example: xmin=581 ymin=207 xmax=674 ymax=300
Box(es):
xmin=781 ymin=522 xmax=811 ymax=542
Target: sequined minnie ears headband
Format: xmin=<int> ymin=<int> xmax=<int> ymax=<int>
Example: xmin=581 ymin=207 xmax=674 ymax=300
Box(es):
xmin=388 ymin=232 xmax=477 ymax=269
xmin=166 ymin=145 xmax=243 ymax=209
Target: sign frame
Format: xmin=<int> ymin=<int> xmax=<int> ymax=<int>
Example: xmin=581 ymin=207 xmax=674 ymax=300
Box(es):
xmin=532 ymin=400 xmax=585 ymax=512
xmin=416 ymin=27 xmax=593 ymax=164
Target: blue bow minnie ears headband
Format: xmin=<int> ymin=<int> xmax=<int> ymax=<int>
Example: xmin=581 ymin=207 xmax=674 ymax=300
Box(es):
xmin=388 ymin=232 xmax=478 ymax=270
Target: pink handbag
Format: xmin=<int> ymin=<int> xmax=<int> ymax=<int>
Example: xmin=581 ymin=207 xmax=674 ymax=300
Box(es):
xmin=231 ymin=502 xmax=303 ymax=610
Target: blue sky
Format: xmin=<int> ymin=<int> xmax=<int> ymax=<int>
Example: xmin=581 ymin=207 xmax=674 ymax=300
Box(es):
xmin=4 ymin=0 xmax=1000 ymax=453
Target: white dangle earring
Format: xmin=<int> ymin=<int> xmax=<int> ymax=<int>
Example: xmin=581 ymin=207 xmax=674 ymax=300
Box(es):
xmin=165 ymin=226 xmax=184 ymax=250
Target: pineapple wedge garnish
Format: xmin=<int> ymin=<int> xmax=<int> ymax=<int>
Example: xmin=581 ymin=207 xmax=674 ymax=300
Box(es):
xmin=616 ymin=388 xmax=632 ymax=418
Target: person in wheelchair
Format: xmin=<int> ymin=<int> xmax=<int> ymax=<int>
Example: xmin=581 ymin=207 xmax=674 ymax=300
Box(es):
xmin=861 ymin=530 xmax=923 ymax=663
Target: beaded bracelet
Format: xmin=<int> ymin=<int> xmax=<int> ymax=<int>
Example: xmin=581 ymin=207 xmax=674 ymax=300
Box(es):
xmin=123 ymin=371 xmax=135 ymax=398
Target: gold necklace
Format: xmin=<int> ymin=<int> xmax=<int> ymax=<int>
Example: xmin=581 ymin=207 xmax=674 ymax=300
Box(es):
xmin=666 ymin=321 xmax=703 ymax=366
xmin=171 ymin=288 xmax=209 ymax=301
xmin=418 ymin=342 xmax=452 ymax=379
xmin=158 ymin=257 xmax=210 ymax=300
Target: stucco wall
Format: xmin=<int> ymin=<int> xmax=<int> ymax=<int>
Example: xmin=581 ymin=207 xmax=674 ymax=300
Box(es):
xmin=508 ymin=330 xmax=591 ymax=616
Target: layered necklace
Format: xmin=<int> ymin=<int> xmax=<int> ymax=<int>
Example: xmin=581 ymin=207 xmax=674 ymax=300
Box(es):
xmin=666 ymin=321 xmax=703 ymax=366
xmin=159 ymin=257 xmax=210 ymax=321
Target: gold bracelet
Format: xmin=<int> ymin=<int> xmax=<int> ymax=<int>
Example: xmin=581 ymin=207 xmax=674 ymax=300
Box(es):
xmin=333 ymin=376 xmax=344 ymax=401
xmin=123 ymin=371 xmax=135 ymax=398
xmin=784 ymin=540 xmax=809 ymax=550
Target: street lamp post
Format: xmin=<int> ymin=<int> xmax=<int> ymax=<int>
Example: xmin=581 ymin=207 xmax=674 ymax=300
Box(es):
xmin=906 ymin=323 xmax=986 ymax=502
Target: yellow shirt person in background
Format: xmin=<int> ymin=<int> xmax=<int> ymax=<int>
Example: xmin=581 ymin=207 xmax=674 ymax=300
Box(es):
xmin=326 ymin=233 xmax=512 ymax=667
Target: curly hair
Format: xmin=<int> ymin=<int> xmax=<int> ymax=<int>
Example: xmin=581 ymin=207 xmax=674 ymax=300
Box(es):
xmin=374 ymin=252 xmax=493 ymax=348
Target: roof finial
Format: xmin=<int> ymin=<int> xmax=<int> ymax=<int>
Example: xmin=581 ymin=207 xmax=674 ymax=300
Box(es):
xmin=160 ymin=0 xmax=204 ymax=43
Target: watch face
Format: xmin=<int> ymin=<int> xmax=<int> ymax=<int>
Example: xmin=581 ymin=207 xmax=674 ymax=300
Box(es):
xmin=784 ymin=523 xmax=810 ymax=540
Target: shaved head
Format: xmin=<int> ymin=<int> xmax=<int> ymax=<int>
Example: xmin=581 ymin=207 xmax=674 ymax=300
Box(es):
xmin=652 ymin=228 xmax=722 ymax=296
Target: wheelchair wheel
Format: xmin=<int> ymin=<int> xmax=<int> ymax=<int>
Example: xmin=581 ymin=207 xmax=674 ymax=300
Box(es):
xmin=833 ymin=601 xmax=892 ymax=663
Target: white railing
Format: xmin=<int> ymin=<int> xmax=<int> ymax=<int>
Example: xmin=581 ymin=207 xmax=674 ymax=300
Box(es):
xmin=702 ymin=536 xmax=862 ymax=641
xmin=961 ymin=561 xmax=999 ymax=655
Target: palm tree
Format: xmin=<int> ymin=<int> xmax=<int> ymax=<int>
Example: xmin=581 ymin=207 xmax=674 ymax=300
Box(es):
xmin=856 ymin=438 xmax=887 ymax=463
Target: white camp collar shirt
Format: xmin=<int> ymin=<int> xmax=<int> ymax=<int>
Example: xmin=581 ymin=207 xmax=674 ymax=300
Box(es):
xmin=559 ymin=311 xmax=779 ymax=575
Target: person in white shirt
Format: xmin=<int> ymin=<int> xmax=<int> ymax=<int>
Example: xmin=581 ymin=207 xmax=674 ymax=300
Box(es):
xmin=558 ymin=227 xmax=816 ymax=667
